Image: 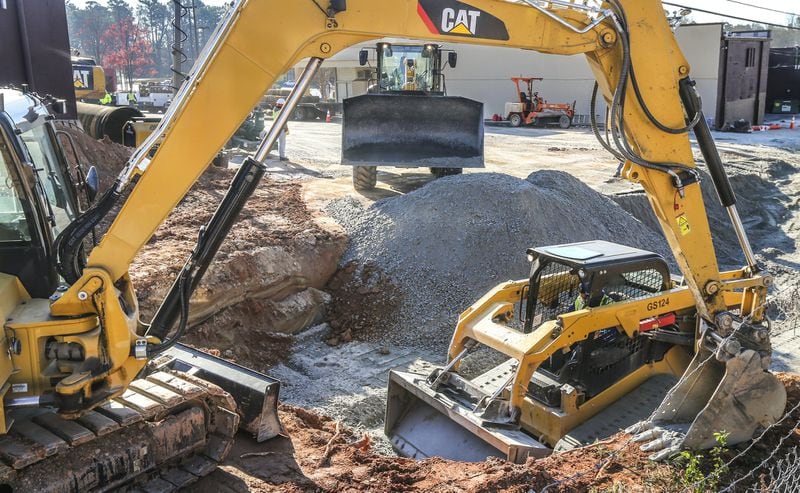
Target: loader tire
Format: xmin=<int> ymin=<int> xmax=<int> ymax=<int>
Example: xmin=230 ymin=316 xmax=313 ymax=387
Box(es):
xmin=353 ymin=166 xmax=377 ymax=191
xmin=509 ymin=113 xmax=523 ymax=127
xmin=293 ymin=106 xmax=308 ymax=121
xmin=430 ymin=167 xmax=463 ymax=178
xmin=559 ymin=115 xmax=572 ymax=129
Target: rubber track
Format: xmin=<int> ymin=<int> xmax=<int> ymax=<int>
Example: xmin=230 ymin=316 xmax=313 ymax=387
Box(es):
xmin=0 ymin=371 xmax=239 ymax=492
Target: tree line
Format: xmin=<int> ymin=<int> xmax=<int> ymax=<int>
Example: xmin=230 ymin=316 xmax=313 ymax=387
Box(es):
xmin=66 ymin=0 xmax=225 ymax=89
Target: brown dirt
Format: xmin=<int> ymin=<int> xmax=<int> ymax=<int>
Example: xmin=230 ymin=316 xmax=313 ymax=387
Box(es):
xmin=195 ymin=372 xmax=800 ymax=492
xmin=130 ymin=167 xmax=347 ymax=371
xmin=54 ymin=122 xmax=132 ymax=193
xmin=58 ymin=127 xmax=346 ymax=371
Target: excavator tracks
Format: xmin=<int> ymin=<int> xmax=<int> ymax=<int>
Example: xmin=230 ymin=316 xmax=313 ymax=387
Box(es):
xmin=0 ymin=371 xmax=239 ymax=492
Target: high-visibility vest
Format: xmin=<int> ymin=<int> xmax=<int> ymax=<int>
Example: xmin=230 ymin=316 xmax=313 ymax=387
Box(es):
xmin=574 ymin=293 xmax=613 ymax=311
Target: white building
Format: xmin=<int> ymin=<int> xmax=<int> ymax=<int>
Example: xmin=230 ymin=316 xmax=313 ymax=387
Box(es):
xmin=296 ymin=23 xmax=723 ymax=121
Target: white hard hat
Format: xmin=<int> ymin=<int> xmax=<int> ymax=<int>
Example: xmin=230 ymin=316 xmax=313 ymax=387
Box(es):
xmin=276 ymin=98 xmax=286 ymax=107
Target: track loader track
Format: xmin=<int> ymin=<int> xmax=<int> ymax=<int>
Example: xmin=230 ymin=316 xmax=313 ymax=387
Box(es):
xmin=0 ymin=371 xmax=239 ymax=492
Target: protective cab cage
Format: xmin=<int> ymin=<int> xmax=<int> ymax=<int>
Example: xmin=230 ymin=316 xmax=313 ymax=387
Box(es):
xmin=521 ymin=240 xmax=671 ymax=333
xmin=517 ymin=241 xmax=676 ymax=406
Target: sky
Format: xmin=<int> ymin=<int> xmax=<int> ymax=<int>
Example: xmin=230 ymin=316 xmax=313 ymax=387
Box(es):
xmin=66 ymin=0 xmax=794 ymax=27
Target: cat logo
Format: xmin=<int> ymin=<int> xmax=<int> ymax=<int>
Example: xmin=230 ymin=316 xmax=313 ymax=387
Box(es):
xmin=441 ymin=8 xmax=481 ymax=35
xmin=418 ymin=0 xmax=509 ymax=40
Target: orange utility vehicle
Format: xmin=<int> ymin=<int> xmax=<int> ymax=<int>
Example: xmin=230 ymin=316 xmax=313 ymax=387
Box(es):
xmin=505 ymin=77 xmax=575 ymax=128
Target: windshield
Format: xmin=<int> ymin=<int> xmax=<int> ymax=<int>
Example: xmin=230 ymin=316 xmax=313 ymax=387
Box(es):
xmin=20 ymin=124 xmax=75 ymax=236
xmin=0 ymin=147 xmax=31 ymax=242
xmin=381 ymin=45 xmax=436 ymax=92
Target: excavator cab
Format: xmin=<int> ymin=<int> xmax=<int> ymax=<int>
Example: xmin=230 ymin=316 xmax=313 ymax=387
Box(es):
xmin=386 ymin=241 xmax=695 ymax=462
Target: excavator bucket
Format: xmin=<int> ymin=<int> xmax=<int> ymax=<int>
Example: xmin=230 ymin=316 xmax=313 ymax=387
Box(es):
xmin=632 ymin=345 xmax=786 ymax=457
xmin=154 ymin=343 xmax=283 ymax=442
xmin=342 ymin=94 xmax=484 ymax=168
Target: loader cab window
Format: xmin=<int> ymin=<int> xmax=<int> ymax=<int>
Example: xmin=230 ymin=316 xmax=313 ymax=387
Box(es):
xmin=20 ymin=124 xmax=75 ymax=236
xmin=381 ymin=45 xmax=436 ymax=92
xmin=0 ymin=148 xmax=31 ymax=242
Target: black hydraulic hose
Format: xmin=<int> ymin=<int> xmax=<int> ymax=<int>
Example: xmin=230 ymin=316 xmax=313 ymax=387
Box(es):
xmin=590 ymin=82 xmax=625 ymax=162
xmin=603 ymin=0 xmax=695 ymax=180
xmin=679 ymin=78 xmax=737 ymax=207
xmin=630 ymin=67 xmax=702 ymax=135
xmin=147 ymin=157 xmax=267 ymax=353
xmin=54 ymin=181 xmax=121 ymax=284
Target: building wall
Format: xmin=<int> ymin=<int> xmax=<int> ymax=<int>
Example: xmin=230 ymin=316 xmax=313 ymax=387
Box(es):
xmin=313 ymin=24 xmax=723 ymax=120
xmin=675 ymin=24 xmax=722 ymax=119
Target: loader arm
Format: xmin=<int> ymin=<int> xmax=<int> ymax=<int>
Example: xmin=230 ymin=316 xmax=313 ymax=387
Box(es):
xmin=43 ymin=0 xmax=774 ymax=454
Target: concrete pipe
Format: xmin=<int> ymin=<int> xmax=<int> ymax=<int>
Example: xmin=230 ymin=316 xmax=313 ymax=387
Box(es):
xmin=76 ymin=102 xmax=143 ymax=145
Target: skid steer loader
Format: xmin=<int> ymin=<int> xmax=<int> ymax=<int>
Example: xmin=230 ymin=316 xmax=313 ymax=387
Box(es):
xmin=386 ymin=240 xmax=784 ymax=462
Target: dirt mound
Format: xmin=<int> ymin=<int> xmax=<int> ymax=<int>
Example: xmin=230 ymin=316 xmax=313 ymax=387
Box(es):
xmin=54 ymin=122 xmax=131 ymax=192
xmin=196 ymin=372 xmax=800 ymax=492
xmin=327 ymin=171 xmax=673 ymax=351
xmin=131 ymin=168 xmax=346 ymax=371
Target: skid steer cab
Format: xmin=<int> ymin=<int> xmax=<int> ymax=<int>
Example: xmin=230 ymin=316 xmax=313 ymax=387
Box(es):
xmin=386 ymin=240 xmax=697 ymax=462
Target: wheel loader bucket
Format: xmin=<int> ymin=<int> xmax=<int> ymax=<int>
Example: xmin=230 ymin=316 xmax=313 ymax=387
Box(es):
xmin=385 ymin=367 xmax=550 ymax=463
xmin=342 ymin=94 xmax=484 ymax=168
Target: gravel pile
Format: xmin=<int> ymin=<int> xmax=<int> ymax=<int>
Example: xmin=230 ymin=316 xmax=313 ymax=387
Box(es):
xmin=327 ymin=171 xmax=674 ymax=352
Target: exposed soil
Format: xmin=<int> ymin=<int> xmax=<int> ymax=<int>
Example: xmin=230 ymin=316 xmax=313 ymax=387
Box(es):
xmin=196 ymin=373 xmax=800 ymax=492
xmin=130 ymin=167 xmax=347 ymax=371
xmin=54 ymin=122 xmax=132 ymax=193
xmin=61 ymin=127 xmax=347 ymax=372
xmin=325 ymin=261 xmax=402 ymax=347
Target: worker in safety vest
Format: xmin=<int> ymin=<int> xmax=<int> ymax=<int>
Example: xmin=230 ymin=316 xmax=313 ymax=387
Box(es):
xmin=574 ymin=280 xmax=617 ymax=311
xmin=100 ymin=92 xmax=113 ymax=105
xmin=271 ymin=98 xmax=289 ymax=161
xmin=127 ymin=92 xmax=137 ymax=105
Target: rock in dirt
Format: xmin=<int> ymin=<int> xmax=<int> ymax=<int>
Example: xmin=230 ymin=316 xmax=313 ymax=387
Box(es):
xmin=130 ymin=168 xmax=347 ymax=371
xmin=327 ymin=171 xmax=674 ymax=351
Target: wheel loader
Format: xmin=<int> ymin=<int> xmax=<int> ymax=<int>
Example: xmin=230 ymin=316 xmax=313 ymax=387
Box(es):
xmin=342 ymin=42 xmax=484 ymax=191
xmin=0 ymin=0 xmax=786 ymax=489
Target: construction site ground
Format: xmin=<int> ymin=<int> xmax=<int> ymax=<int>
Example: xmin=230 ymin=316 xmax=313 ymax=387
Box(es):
xmin=79 ymin=120 xmax=800 ymax=491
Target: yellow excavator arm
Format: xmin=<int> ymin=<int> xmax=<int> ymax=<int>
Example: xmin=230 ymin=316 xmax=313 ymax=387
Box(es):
xmin=33 ymin=0 xmax=779 ymax=459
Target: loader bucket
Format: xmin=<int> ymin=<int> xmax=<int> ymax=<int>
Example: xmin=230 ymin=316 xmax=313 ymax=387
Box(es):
xmin=342 ymin=94 xmax=484 ymax=168
xmin=157 ymin=343 xmax=283 ymax=442
xmin=385 ymin=367 xmax=550 ymax=463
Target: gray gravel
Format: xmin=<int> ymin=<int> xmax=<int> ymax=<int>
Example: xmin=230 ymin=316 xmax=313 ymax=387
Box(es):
xmin=327 ymin=170 xmax=674 ymax=352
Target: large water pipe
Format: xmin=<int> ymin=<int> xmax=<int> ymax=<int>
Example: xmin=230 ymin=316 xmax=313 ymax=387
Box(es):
xmin=76 ymin=102 xmax=143 ymax=145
